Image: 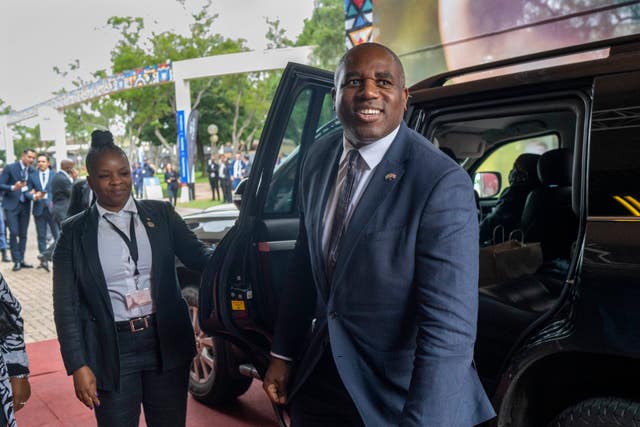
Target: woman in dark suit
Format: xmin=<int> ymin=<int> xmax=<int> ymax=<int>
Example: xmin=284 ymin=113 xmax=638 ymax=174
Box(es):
xmin=53 ymin=130 xmax=212 ymax=427
xmin=163 ymin=163 xmax=179 ymax=207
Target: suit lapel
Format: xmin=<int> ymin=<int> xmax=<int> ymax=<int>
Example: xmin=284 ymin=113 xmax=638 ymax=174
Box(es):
xmin=309 ymin=142 xmax=343 ymax=302
xmin=330 ymin=124 xmax=411 ymax=289
xmin=134 ymin=201 xmax=163 ymax=295
xmin=80 ymin=205 xmax=113 ymax=317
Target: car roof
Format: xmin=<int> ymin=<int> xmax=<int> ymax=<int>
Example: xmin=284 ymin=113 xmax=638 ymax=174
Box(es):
xmin=409 ymin=34 xmax=640 ymax=104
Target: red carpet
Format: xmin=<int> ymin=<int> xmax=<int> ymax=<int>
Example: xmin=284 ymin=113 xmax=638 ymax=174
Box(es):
xmin=16 ymin=340 xmax=278 ymax=427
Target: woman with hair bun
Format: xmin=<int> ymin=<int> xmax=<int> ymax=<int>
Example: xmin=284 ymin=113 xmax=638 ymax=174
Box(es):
xmin=53 ymin=130 xmax=213 ymax=427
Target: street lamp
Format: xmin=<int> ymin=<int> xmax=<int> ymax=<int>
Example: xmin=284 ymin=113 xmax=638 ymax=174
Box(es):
xmin=208 ymin=124 xmax=219 ymax=155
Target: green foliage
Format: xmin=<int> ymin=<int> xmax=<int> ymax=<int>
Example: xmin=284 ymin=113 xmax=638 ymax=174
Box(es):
xmin=46 ymin=0 xmax=345 ymax=178
xmin=297 ymin=0 xmax=345 ymax=70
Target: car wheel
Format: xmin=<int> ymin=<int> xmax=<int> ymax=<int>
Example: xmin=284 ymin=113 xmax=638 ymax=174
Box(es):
xmin=548 ymin=397 xmax=640 ymax=426
xmin=181 ymin=286 xmax=253 ymax=406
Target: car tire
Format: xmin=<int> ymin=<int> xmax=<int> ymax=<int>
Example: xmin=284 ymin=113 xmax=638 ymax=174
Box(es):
xmin=548 ymin=397 xmax=640 ymax=426
xmin=181 ymin=286 xmax=253 ymax=406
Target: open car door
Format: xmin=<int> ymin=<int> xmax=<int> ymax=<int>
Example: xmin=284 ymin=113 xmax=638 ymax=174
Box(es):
xmin=199 ymin=63 xmax=338 ymax=377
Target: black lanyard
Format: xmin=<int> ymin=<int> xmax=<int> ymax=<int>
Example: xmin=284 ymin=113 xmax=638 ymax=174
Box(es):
xmin=103 ymin=212 xmax=139 ymax=276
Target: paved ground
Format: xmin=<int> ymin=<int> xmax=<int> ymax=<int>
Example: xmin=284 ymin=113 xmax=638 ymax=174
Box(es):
xmin=3 ymin=182 xmax=279 ymax=426
xmin=1 ymin=181 xmax=212 ymax=344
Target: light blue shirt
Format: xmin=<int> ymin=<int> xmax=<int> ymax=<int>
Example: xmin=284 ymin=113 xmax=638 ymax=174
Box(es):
xmin=96 ymin=196 xmax=154 ymax=321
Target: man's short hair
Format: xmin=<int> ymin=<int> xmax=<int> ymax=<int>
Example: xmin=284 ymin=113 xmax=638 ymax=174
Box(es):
xmin=23 ymin=148 xmax=36 ymax=155
xmin=334 ymin=43 xmax=406 ymax=88
xmin=37 ymin=153 xmax=49 ymax=161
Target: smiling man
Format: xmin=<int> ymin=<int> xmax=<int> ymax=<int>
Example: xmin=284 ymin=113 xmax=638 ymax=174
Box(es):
xmin=263 ymin=43 xmax=495 ymax=426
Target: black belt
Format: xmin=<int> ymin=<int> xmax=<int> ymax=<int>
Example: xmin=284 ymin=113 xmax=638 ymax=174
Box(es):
xmin=115 ymin=314 xmax=156 ymax=333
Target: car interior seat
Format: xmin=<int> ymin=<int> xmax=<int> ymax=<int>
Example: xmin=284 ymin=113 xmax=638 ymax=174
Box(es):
xmin=520 ymin=148 xmax=578 ymax=261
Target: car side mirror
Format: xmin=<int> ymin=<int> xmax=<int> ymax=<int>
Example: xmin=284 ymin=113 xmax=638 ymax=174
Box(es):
xmin=233 ymin=178 xmax=248 ymax=210
xmin=473 ymin=171 xmax=502 ymax=198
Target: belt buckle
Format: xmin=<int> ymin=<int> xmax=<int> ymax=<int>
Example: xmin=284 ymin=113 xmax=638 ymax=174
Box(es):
xmin=129 ymin=316 xmax=148 ymax=332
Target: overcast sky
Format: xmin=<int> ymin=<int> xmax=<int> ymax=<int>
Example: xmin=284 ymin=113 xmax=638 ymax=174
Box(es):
xmin=0 ymin=0 xmax=314 ymax=111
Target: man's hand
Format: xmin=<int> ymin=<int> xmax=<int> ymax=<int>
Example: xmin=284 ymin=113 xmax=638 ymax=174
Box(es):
xmin=72 ymin=365 xmax=100 ymax=409
xmin=13 ymin=180 xmax=26 ymax=190
xmin=263 ymin=357 xmax=291 ymax=405
xmin=10 ymin=377 xmax=30 ymax=412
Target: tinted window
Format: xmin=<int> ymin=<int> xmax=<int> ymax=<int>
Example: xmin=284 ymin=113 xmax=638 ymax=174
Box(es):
xmin=475 ymin=134 xmax=559 ymax=198
xmin=589 ymin=72 xmax=640 ymax=217
xmin=263 ymin=89 xmax=334 ymax=215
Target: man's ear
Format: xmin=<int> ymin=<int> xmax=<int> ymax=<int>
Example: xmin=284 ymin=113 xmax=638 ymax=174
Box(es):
xmin=403 ymin=87 xmax=409 ymax=111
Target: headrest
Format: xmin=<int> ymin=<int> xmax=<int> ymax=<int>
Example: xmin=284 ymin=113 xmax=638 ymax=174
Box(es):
xmin=513 ymin=153 xmax=541 ymax=187
xmin=538 ymin=148 xmax=572 ymax=187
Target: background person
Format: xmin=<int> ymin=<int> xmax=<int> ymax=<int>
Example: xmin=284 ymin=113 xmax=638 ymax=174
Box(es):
xmin=218 ymin=154 xmax=232 ymax=203
xmin=263 ymin=43 xmax=494 ymax=426
xmin=163 ymin=163 xmax=179 ymax=207
xmin=50 ymin=159 xmax=76 ymax=226
xmin=67 ymin=178 xmax=95 ymax=218
xmin=230 ymin=152 xmax=245 ymax=190
xmin=53 ymin=130 xmax=212 ymax=427
xmin=206 ymin=154 xmax=220 ymax=201
xmin=26 ymin=153 xmax=59 ymax=272
xmin=0 ymin=272 xmax=31 ymax=427
xmin=132 ymin=162 xmax=143 ymax=199
xmin=478 ymin=153 xmax=541 ymax=245
xmin=0 ymin=149 xmax=36 ymax=271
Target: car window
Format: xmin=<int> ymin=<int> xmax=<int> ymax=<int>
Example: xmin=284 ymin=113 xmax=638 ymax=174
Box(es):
xmin=475 ymin=134 xmax=559 ymax=198
xmin=589 ymin=71 xmax=640 ymax=217
xmin=264 ymin=89 xmax=335 ymax=215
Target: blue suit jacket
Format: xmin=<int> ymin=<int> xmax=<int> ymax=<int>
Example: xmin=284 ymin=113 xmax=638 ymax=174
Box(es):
xmin=26 ymin=169 xmax=55 ymax=216
xmin=272 ymin=123 xmax=495 ymax=426
xmin=0 ymin=161 xmax=33 ymax=211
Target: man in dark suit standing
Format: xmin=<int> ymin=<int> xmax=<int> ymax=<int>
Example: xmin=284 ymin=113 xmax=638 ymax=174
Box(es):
xmin=26 ymin=153 xmax=59 ymax=272
xmin=50 ymin=159 xmax=76 ymax=226
xmin=0 ymin=148 xmax=36 ymax=271
xmin=206 ymin=154 xmax=220 ymax=200
xmin=263 ymin=44 xmax=495 ymax=426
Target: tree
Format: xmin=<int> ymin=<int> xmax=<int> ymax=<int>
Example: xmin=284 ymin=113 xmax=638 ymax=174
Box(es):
xmin=296 ymin=0 xmax=345 ymax=70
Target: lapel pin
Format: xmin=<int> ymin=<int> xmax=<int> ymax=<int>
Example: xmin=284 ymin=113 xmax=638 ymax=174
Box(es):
xmin=384 ymin=173 xmax=397 ymax=181
xmin=146 ymin=218 xmax=155 ymax=228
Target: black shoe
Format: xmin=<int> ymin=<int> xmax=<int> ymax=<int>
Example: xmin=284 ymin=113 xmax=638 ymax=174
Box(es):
xmin=12 ymin=262 xmax=21 ymax=271
xmin=38 ymin=260 xmax=50 ymax=273
xmin=20 ymin=262 xmax=33 ymax=269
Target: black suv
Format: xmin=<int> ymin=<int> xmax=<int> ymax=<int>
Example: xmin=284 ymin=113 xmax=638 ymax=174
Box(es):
xmin=190 ymin=35 xmax=640 ymax=426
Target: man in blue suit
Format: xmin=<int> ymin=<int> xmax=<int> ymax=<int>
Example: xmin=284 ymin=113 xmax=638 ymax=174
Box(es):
xmin=263 ymin=44 xmax=495 ymax=426
xmin=26 ymin=153 xmax=59 ymax=272
xmin=0 ymin=148 xmax=36 ymax=271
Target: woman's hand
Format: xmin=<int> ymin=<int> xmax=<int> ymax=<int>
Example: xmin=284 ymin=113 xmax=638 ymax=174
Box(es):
xmin=72 ymin=365 xmax=101 ymax=409
xmin=10 ymin=377 xmax=30 ymax=412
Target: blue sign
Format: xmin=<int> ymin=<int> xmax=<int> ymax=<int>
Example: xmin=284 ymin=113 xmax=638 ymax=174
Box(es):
xmin=176 ymin=110 xmax=189 ymax=183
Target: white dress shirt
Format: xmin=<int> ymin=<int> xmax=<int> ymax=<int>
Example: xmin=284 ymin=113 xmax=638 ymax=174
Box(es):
xmin=97 ymin=196 xmax=155 ymax=321
xmin=321 ymin=125 xmax=400 ymax=255
xmin=39 ymin=169 xmax=50 ymax=199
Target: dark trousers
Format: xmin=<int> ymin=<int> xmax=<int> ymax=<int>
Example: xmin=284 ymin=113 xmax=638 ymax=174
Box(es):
xmin=167 ymin=184 xmax=178 ymax=206
xmin=290 ymin=348 xmax=364 ymax=427
xmin=34 ymin=210 xmax=59 ymax=254
xmin=4 ymin=203 xmax=30 ymax=262
xmin=95 ymin=324 xmax=190 ymax=427
xmin=209 ymin=178 xmax=221 ymax=200
xmin=221 ymin=178 xmax=232 ymax=203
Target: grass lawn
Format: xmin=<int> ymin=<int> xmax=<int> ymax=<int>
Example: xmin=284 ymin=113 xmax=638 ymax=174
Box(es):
xmin=177 ymin=199 xmax=224 ymax=209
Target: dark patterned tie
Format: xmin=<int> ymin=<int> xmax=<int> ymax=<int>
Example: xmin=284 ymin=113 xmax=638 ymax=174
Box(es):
xmin=326 ymin=149 xmax=366 ymax=279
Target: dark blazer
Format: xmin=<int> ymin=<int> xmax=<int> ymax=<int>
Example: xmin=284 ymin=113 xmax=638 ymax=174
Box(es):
xmin=50 ymin=171 xmax=73 ymax=223
xmin=67 ymin=179 xmax=93 ymax=217
xmin=52 ymin=200 xmax=212 ymax=391
xmin=0 ymin=161 xmax=32 ymax=211
xmin=26 ymin=168 xmax=55 ymax=216
xmin=272 ymin=123 xmax=495 ymax=426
